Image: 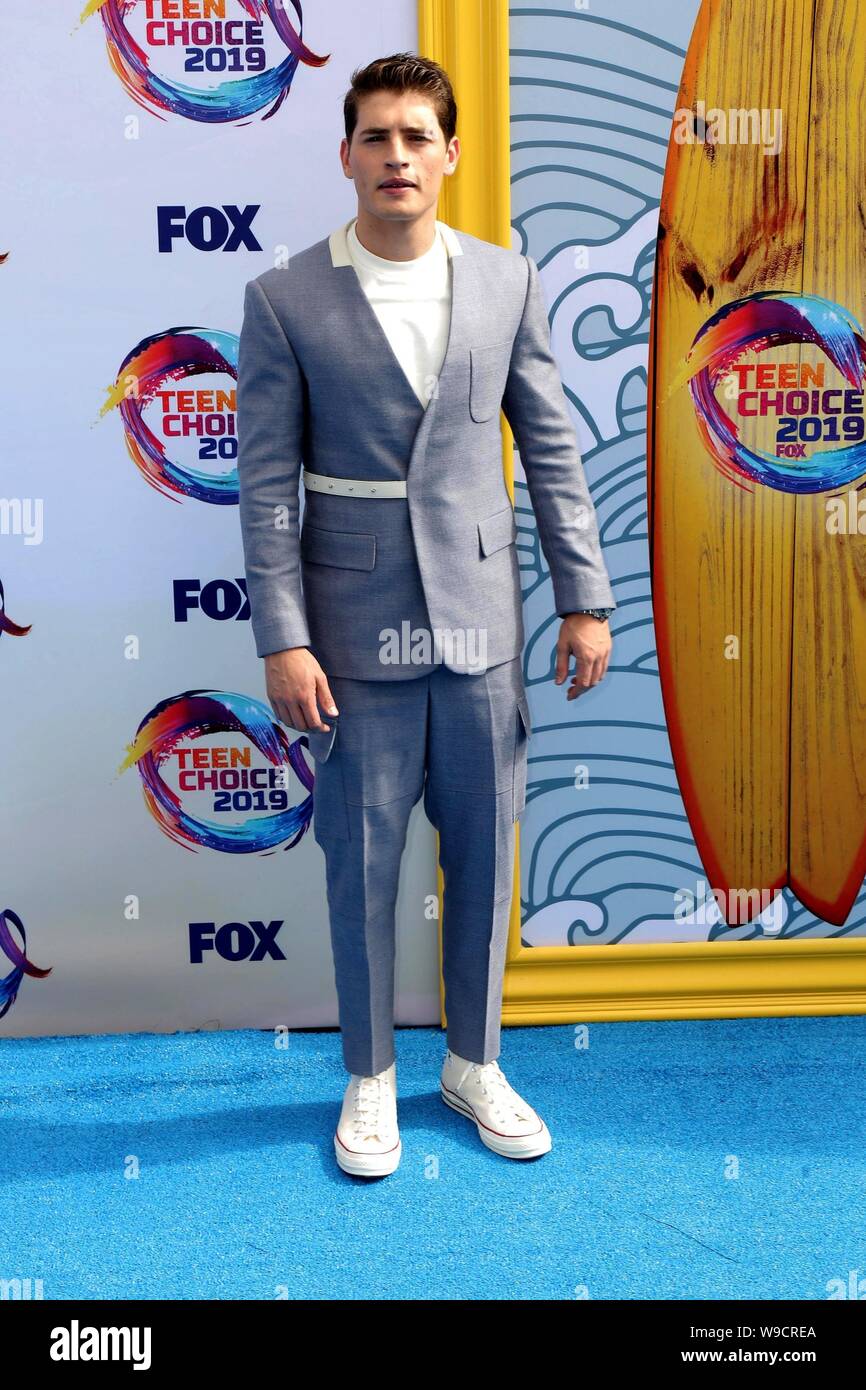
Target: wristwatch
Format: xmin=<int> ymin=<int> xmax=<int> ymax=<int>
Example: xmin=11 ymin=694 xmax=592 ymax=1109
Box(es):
xmin=573 ymin=607 xmax=614 ymax=622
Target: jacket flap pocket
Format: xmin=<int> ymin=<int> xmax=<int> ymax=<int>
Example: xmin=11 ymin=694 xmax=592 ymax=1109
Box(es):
xmin=477 ymin=505 xmax=517 ymax=557
xmin=301 ymin=526 xmax=376 ymax=571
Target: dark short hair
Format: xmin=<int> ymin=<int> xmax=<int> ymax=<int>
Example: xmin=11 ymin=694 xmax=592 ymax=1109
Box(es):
xmin=344 ymin=52 xmax=457 ymax=147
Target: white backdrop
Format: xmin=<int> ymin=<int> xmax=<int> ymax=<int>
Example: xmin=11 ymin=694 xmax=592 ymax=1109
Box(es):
xmin=1 ymin=1 xmax=446 ymax=1038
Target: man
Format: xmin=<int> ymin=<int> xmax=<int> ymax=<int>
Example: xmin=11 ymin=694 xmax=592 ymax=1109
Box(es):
xmin=237 ymin=53 xmax=616 ymax=1178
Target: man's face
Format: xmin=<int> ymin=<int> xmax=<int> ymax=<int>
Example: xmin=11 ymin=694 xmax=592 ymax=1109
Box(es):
xmin=340 ymin=89 xmax=459 ymax=223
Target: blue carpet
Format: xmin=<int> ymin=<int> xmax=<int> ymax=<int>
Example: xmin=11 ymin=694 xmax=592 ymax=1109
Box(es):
xmin=1 ymin=1016 xmax=863 ymax=1300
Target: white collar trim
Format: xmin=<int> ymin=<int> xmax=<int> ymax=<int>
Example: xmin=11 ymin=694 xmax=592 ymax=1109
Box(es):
xmin=328 ymin=216 xmax=463 ymax=267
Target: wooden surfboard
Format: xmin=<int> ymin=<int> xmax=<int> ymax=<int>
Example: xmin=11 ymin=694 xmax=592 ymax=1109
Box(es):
xmin=649 ymin=0 xmax=866 ymax=927
xmin=789 ymin=0 xmax=866 ymax=923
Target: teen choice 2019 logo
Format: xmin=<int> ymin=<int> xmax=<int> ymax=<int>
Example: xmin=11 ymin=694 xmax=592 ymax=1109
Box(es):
xmin=101 ymin=326 xmax=239 ymax=504
xmin=669 ymin=290 xmax=866 ymax=494
xmin=80 ymin=0 xmax=329 ymax=123
xmin=117 ymin=690 xmax=317 ymax=853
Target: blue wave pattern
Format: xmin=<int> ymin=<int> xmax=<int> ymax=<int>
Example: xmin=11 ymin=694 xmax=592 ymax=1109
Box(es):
xmin=508 ymin=0 xmax=866 ymax=943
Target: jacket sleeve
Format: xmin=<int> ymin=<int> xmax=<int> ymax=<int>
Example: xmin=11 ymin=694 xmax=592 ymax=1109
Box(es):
xmin=236 ymin=276 xmax=312 ymax=658
xmin=501 ymin=254 xmax=616 ymax=617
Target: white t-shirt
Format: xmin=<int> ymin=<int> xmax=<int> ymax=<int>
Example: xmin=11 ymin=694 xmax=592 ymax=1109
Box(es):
xmin=345 ymin=217 xmax=452 ymax=409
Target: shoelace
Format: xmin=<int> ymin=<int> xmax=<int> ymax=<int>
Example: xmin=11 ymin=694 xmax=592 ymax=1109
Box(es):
xmin=351 ymin=1075 xmax=393 ymax=1139
xmin=466 ymin=1060 xmax=532 ymax=1123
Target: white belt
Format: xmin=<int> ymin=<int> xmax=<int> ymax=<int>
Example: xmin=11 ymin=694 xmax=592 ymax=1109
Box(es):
xmin=303 ymin=468 xmax=407 ymax=498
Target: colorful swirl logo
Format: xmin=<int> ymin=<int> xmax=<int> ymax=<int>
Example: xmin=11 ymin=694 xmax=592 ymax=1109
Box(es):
xmin=101 ymin=327 xmax=238 ymax=504
xmin=669 ymin=290 xmax=866 ymax=494
xmin=0 ymin=908 xmax=52 ymax=1020
xmin=117 ymin=689 xmax=316 ymax=853
xmin=0 ymin=578 xmax=32 ymax=638
xmin=81 ymin=0 xmax=329 ymax=123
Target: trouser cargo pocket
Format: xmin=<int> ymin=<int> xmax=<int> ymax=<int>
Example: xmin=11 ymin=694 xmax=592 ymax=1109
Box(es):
xmin=305 ymin=716 xmax=351 ymax=842
xmin=512 ymin=693 xmax=532 ymax=821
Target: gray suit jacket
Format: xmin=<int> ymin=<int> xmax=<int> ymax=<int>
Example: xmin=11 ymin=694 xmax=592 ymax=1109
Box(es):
xmin=236 ymin=217 xmax=616 ymax=679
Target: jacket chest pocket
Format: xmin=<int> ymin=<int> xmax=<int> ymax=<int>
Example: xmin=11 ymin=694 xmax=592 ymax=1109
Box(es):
xmin=469 ymin=341 xmax=513 ymax=422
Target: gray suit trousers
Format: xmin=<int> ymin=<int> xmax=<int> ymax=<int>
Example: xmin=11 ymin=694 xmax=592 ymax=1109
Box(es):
xmin=305 ymin=656 xmax=531 ymax=1076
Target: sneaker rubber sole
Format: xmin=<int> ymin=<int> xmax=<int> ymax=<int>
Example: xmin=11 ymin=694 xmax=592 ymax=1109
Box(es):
xmin=334 ymin=1131 xmax=402 ymax=1177
xmin=440 ymin=1084 xmax=552 ymax=1159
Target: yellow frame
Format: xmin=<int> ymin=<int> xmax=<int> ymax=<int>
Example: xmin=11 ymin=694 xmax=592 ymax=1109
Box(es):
xmin=421 ymin=0 xmax=866 ymax=1028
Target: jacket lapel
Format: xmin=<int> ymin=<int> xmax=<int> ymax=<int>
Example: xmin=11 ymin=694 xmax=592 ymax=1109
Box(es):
xmin=326 ymin=217 xmax=469 ymax=444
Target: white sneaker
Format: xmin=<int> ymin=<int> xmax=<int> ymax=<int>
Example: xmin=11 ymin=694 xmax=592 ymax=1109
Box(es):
xmin=440 ymin=1049 xmax=552 ymax=1159
xmin=334 ymin=1060 xmax=401 ymax=1177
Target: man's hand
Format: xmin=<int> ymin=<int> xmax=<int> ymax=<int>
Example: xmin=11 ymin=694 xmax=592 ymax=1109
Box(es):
xmin=264 ymin=647 xmax=339 ymax=731
xmin=555 ymin=613 xmax=612 ymax=700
